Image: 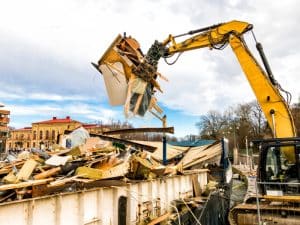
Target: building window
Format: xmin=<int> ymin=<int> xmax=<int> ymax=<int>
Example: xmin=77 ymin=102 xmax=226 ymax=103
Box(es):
xmin=39 ymin=131 xmax=43 ymax=139
xmin=45 ymin=130 xmax=49 ymax=139
xmin=16 ymin=134 xmax=18 ymax=139
xmin=27 ymin=142 xmax=30 ymax=148
xmin=27 ymin=134 xmax=30 ymax=140
xmin=33 ymin=131 xmax=37 ymax=140
xmin=33 ymin=142 xmax=36 ymax=148
xmin=52 ymin=130 xmax=55 ymax=140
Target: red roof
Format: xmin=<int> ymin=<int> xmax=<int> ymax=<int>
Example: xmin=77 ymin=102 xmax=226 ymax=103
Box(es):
xmin=0 ymin=109 xmax=10 ymax=115
xmin=33 ymin=116 xmax=80 ymax=124
xmin=15 ymin=127 xmax=32 ymax=131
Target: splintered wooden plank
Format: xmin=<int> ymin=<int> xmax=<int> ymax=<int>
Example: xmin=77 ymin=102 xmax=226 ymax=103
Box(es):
xmin=0 ymin=168 xmax=12 ymax=175
xmin=179 ymin=142 xmax=222 ymax=169
xmin=47 ymin=175 xmax=80 ymax=187
xmin=100 ymin=162 xmax=129 ymax=179
xmin=151 ymin=144 xmax=190 ymax=161
xmin=34 ymin=167 xmax=61 ymax=180
xmin=16 ymin=159 xmax=38 ymax=181
xmin=191 ymin=174 xmax=202 ymax=197
xmin=0 ymin=178 xmax=54 ymax=191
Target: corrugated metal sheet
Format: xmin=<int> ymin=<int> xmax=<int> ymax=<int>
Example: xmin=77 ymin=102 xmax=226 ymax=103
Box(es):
xmin=0 ymin=171 xmax=208 ymax=225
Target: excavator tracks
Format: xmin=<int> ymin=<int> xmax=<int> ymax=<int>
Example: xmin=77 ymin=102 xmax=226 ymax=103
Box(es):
xmin=229 ymin=199 xmax=300 ymax=225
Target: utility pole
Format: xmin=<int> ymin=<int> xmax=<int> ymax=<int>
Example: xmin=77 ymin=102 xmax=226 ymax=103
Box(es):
xmin=245 ymin=135 xmax=249 ymax=166
xmin=150 ymin=112 xmax=168 ymax=165
xmin=162 ymin=115 xmax=167 ymax=165
xmin=232 ymin=123 xmax=239 ymax=165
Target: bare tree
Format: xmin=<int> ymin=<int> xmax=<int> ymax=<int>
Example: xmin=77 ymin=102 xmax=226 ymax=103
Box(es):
xmin=196 ymin=110 xmax=229 ymax=139
xmin=196 ymin=101 xmax=271 ymax=149
xmin=291 ymin=100 xmax=300 ymax=136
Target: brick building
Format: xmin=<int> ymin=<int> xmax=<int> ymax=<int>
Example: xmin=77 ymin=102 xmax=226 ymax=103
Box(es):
xmin=0 ymin=105 xmax=10 ymax=152
xmin=6 ymin=116 xmax=106 ymax=150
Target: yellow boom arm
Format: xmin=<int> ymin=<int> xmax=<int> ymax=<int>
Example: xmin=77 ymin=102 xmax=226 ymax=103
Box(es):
xmin=161 ymin=20 xmax=296 ymax=139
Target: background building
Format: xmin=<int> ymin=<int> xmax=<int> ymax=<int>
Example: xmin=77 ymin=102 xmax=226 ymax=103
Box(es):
xmin=7 ymin=127 xmax=31 ymax=150
xmin=0 ymin=105 xmax=10 ymax=152
xmin=5 ymin=116 xmax=105 ymax=150
xmin=31 ymin=116 xmax=81 ymax=149
xmin=6 ymin=116 xmax=133 ymax=151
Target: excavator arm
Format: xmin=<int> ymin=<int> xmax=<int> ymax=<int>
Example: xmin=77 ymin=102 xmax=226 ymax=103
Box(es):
xmin=94 ymin=20 xmax=296 ymax=160
xmin=150 ymin=20 xmax=296 ymax=140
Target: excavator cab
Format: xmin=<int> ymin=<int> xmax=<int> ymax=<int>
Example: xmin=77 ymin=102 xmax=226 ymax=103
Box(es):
xmin=256 ymin=138 xmax=300 ymax=196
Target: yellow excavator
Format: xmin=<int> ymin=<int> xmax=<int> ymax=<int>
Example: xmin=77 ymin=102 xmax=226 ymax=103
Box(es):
xmin=93 ymin=20 xmax=300 ymax=224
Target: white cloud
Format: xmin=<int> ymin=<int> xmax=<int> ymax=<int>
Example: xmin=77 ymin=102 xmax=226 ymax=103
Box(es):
xmin=6 ymin=101 xmax=121 ymax=128
xmin=0 ymin=86 xmax=89 ymax=102
xmin=6 ymin=104 xmax=61 ymax=116
xmin=28 ymin=93 xmax=88 ymax=101
xmin=1 ymin=0 xmax=300 ymax=136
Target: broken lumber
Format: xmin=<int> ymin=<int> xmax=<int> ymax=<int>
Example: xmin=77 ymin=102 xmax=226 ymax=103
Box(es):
xmin=45 ymin=155 xmax=72 ymax=166
xmin=34 ymin=167 xmax=61 ymax=180
xmin=0 ymin=168 xmax=13 ymax=176
xmin=191 ymin=174 xmax=202 ymax=197
xmin=100 ymin=161 xmax=129 ymax=179
xmin=16 ymin=159 xmax=38 ymax=181
xmin=3 ymin=172 xmax=17 ymax=184
xmin=0 ymin=178 xmax=54 ymax=191
xmin=47 ymin=175 xmax=79 ymax=187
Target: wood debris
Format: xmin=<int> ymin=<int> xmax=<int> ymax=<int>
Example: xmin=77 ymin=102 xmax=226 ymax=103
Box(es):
xmin=16 ymin=159 xmax=37 ymax=181
xmin=0 ymin=130 xmax=223 ymax=203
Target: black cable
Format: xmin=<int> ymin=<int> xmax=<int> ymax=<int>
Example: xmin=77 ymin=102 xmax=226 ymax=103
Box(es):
xmin=163 ymin=52 xmax=183 ymax=65
xmin=208 ymin=29 xmax=229 ymax=50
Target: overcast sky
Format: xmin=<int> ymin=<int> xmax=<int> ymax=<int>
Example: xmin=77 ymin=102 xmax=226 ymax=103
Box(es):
xmin=1 ymin=0 xmax=300 ymax=138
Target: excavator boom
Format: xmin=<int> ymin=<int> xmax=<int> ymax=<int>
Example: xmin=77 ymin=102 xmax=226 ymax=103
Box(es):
xmin=153 ymin=20 xmax=296 ymax=140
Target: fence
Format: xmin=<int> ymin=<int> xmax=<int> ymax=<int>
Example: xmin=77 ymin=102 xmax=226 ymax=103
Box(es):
xmin=236 ymin=153 xmax=259 ymax=166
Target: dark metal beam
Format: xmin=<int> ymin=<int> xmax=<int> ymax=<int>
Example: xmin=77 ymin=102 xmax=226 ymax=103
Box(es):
xmin=102 ymin=127 xmax=174 ymax=135
xmin=89 ymin=133 xmax=157 ymax=152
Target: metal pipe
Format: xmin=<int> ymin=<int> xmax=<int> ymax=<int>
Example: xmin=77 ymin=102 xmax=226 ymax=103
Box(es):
xmin=162 ymin=115 xmax=167 ymax=165
xmin=270 ymin=109 xmax=276 ymax=138
xmin=174 ymin=23 xmax=223 ymax=38
xmin=163 ymin=136 xmax=167 ymax=165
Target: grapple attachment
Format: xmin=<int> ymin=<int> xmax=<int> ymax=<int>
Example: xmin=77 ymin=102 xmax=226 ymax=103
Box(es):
xmin=92 ymin=34 xmax=165 ymax=117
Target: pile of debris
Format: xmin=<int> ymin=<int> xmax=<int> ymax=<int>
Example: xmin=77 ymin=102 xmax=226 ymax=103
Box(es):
xmin=0 ymin=127 xmax=223 ymax=203
xmin=0 ymin=128 xmax=179 ymax=203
